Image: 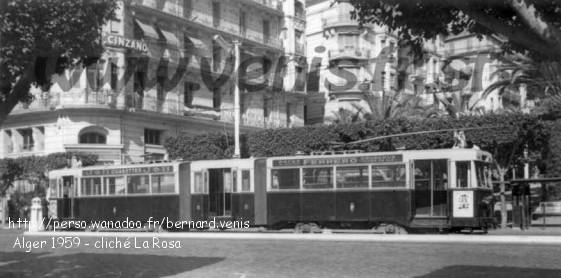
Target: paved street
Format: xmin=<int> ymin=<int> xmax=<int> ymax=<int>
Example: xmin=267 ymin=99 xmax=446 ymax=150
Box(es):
xmin=1 ymin=230 xmax=561 ymax=278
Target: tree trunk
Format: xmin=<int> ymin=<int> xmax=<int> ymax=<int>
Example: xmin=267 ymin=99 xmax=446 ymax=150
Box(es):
xmin=498 ymin=167 xmax=508 ymax=229
xmin=459 ymin=4 xmax=561 ymax=59
xmin=509 ymin=0 xmax=561 ymax=55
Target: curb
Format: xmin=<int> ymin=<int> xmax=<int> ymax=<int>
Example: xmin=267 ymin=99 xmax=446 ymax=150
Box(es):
xmin=23 ymin=231 xmax=561 ymax=245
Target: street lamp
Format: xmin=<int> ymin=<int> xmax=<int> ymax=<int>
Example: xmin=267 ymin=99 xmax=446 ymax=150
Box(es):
xmin=214 ymin=35 xmax=241 ymax=158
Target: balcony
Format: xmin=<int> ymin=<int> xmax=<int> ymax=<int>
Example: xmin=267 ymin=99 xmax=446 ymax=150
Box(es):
xmin=408 ymin=69 xmax=427 ymax=82
xmin=328 ymin=47 xmax=371 ymax=60
xmin=322 ymin=16 xmax=359 ymax=30
xmin=10 ymin=89 xmax=118 ymax=114
xmin=129 ymin=3 xmax=282 ymax=51
xmin=295 ymin=42 xmax=305 ymax=55
xmin=11 ymin=93 xmax=59 ymax=113
xmin=294 ymin=16 xmax=305 ymax=31
xmin=240 ymin=0 xmax=283 ymax=15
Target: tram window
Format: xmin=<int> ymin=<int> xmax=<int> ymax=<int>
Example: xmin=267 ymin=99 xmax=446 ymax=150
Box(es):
xmin=81 ymin=177 xmax=102 ymax=196
xmin=372 ymin=165 xmax=406 ymax=188
xmin=151 ymin=174 xmax=175 ymax=193
xmin=241 ymin=170 xmax=251 ymax=192
xmin=127 ymin=175 xmax=150 ymax=194
xmin=224 ymin=171 xmax=233 ymax=193
xmin=303 ymin=167 xmax=333 ymax=189
xmin=414 ymin=161 xmax=431 ymax=190
xmin=194 ymin=172 xmax=205 ymax=193
xmin=475 ymin=161 xmax=491 ymax=188
xmin=104 ymin=176 xmax=125 ymax=195
xmin=336 ymin=166 xmax=368 ymax=188
xmin=456 ymin=161 xmax=470 ymax=188
xmin=48 ymin=179 xmax=57 ymax=198
xmin=271 ymin=168 xmax=300 ymax=190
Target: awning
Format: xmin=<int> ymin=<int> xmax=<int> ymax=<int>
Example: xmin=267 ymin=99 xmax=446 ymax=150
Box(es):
xmin=134 ymin=18 xmax=159 ymax=40
xmin=159 ymin=28 xmax=180 ymax=46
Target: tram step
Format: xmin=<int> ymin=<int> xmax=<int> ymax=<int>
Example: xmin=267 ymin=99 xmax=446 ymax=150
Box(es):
xmin=410 ymin=217 xmax=449 ymax=228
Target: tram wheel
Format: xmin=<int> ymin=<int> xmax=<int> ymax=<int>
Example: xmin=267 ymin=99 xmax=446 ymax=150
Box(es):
xmin=294 ymin=223 xmax=306 ymax=233
xmin=308 ymin=223 xmax=322 ymax=233
xmin=384 ymin=224 xmax=408 ymax=234
xmin=371 ymin=223 xmax=408 ymax=234
xmin=294 ymin=223 xmax=321 ymax=233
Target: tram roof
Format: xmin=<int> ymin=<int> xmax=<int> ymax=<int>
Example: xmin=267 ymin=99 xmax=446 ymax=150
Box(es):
xmin=48 ymin=148 xmax=492 ymax=177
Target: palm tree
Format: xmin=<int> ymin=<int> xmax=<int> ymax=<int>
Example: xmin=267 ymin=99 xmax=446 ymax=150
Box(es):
xmin=482 ymin=57 xmax=561 ymax=114
xmin=331 ymin=89 xmax=438 ymax=123
xmin=425 ymin=82 xmax=487 ymax=119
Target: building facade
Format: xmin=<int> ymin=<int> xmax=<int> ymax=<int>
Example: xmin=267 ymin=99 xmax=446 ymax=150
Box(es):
xmin=0 ymin=0 xmax=307 ymax=164
xmin=305 ymin=0 xmax=522 ymax=123
xmin=305 ymin=0 xmax=399 ymax=123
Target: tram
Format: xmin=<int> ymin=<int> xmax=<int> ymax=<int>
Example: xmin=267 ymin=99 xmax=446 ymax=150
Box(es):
xmin=47 ymin=148 xmax=495 ymax=233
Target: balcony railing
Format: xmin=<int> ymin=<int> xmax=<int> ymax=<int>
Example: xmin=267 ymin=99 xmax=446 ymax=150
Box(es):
xmin=124 ymin=94 xmax=180 ymax=115
xmin=84 ymin=89 xmax=118 ymax=107
xmin=328 ymin=47 xmax=371 ymax=60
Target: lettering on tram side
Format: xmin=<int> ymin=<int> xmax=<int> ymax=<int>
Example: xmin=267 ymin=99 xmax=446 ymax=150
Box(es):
xmin=272 ymin=155 xmax=403 ymax=167
xmin=83 ymin=166 xmax=173 ymax=176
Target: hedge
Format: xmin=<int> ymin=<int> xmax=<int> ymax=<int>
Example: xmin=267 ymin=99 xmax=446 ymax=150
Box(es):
xmin=165 ymin=113 xmax=553 ymax=175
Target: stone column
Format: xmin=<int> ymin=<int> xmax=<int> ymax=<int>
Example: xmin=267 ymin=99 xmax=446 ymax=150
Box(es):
xmin=32 ymin=127 xmax=45 ymax=152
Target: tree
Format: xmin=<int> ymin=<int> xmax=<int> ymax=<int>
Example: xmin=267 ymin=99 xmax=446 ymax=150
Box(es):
xmin=0 ymin=152 xmax=98 ymax=196
xmin=0 ymin=158 xmax=22 ymax=196
xmin=348 ymin=0 xmax=561 ymax=228
xmin=0 ymin=152 xmax=98 ymax=220
xmin=348 ymin=0 xmax=561 ymax=61
xmin=0 ymin=0 xmax=116 ymax=126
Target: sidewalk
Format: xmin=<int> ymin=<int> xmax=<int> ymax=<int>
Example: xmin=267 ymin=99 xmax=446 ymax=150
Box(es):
xmin=488 ymin=226 xmax=561 ymax=236
xmin=488 ymin=216 xmax=561 ymax=235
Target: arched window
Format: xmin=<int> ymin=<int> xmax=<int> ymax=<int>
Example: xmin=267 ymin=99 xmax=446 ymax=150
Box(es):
xmin=295 ymin=1 xmax=304 ymax=18
xmin=78 ymin=126 xmax=108 ymax=144
xmin=79 ymin=132 xmax=106 ymax=144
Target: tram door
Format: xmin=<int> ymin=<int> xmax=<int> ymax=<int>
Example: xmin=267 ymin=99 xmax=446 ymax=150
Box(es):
xmin=208 ymin=168 xmax=233 ymax=217
xmin=413 ymin=160 xmax=448 ymax=217
xmin=61 ymin=176 xmax=73 ymax=218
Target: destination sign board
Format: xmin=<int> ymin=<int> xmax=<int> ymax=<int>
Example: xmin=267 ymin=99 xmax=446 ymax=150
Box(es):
xmin=272 ymin=155 xmax=403 ymax=167
xmin=83 ymin=166 xmax=173 ymax=176
xmin=453 ymin=190 xmax=474 ymax=218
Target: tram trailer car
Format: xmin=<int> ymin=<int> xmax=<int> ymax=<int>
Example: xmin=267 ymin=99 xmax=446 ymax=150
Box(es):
xmin=47 ymin=161 xmax=190 ymax=226
xmin=47 ymin=159 xmax=262 ymax=229
xmin=47 ymin=148 xmax=495 ymax=232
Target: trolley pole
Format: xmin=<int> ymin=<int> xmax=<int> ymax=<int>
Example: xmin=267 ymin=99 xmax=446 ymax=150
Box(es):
xmin=233 ymin=40 xmax=241 ymax=159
